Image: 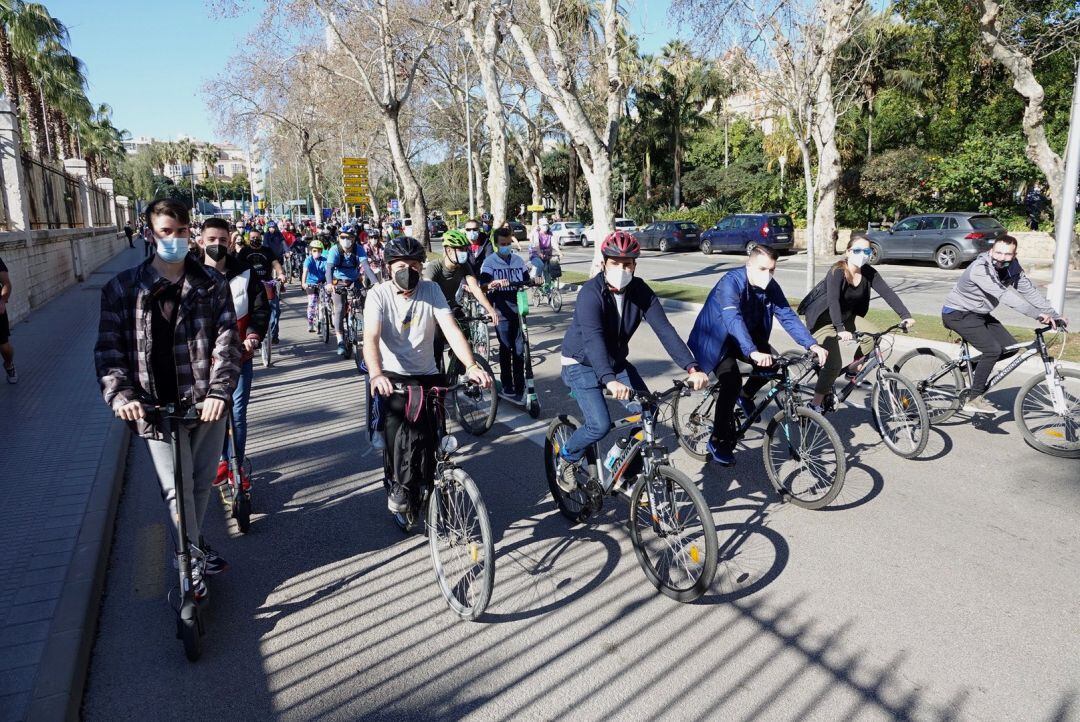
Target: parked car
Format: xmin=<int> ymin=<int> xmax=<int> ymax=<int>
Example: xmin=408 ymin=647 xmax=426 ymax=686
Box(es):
xmin=551 ymin=220 xmax=586 ymax=246
xmin=699 ymin=213 xmax=795 ymax=255
xmin=632 ymin=220 xmax=702 ymax=252
xmin=507 ymin=221 xmax=527 ymax=243
xmin=859 ymin=212 xmax=1006 ymax=269
xmin=428 ymin=217 xmax=448 ymax=237
xmin=613 ymin=217 xmax=638 ymax=233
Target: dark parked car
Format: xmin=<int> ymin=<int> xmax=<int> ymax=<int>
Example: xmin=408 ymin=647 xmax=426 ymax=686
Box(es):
xmin=428 ymin=217 xmax=448 ymax=237
xmin=507 ymin=221 xmax=527 ymax=242
xmin=632 ymin=221 xmax=701 ymax=252
xmin=860 ymin=212 xmax=1006 ymax=269
xmin=699 ymin=213 xmax=795 ymax=255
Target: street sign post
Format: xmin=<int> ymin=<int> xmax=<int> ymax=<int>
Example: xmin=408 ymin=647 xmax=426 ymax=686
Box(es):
xmin=341 ymin=157 xmax=370 ymax=214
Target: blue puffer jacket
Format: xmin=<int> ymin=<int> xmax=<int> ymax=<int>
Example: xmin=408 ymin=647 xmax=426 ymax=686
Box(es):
xmin=688 ymin=266 xmax=816 ymax=372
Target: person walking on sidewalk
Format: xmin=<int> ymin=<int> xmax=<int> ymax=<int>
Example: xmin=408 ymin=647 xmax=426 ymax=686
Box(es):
xmin=141 ymin=224 xmax=154 ymax=259
xmin=0 ymin=254 xmax=16 ymax=383
xmin=94 ymin=199 xmax=242 ymax=601
xmin=197 ymin=217 xmax=269 ymax=489
xmin=124 ymin=222 xmax=134 ymax=248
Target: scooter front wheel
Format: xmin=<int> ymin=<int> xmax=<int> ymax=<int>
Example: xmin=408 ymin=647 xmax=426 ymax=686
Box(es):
xmin=527 ymin=397 xmax=541 ymax=419
xmin=177 ymin=600 xmax=202 ymax=662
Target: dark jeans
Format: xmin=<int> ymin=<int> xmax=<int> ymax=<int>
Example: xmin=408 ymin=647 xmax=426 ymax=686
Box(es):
xmin=223 ymin=359 xmax=254 ymax=462
xmin=712 ymin=349 xmax=771 ymax=448
xmin=942 ymin=310 xmax=1018 ymax=395
xmin=560 ymin=362 xmax=645 ymax=462
xmin=143 ymin=240 xmax=154 ymax=258
xmin=125 ymin=232 xmax=134 ymax=248
xmin=495 ymin=313 xmax=525 ymax=395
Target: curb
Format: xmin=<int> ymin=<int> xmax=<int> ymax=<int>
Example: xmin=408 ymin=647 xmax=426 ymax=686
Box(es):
xmin=26 ymin=419 xmax=130 ymax=722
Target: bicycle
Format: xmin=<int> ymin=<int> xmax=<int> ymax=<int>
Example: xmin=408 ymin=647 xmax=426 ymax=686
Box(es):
xmin=461 ymin=294 xmax=493 ymax=364
xmin=381 ymin=381 xmax=495 ymax=619
xmin=332 ymin=281 xmax=365 ymax=366
xmin=316 ymin=283 xmax=334 ymax=345
xmin=142 ymin=401 xmax=208 ymax=662
xmin=438 ymin=311 xmax=499 ymax=435
xmin=544 ymin=380 xmax=718 ymax=602
xmin=531 ymin=257 xmax=563 ymax=313
xmin=217 ymin=410 xmax=252 ymax=533
xmin=284 ymin=250 xmax=303 ymax=285
xmin=894 ymin=323 xmax=1078 ymax=458
xmin=788 ymin=322 xmax=931 ymax=459
xmin=672 ymin=352 xmax=847 ymax=510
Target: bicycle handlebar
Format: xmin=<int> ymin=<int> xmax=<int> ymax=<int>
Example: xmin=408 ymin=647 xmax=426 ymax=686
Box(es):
xmin=853 ymin=320 xmax=911 ymax=341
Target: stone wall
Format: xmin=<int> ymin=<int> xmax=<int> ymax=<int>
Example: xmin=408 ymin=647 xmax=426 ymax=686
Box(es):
xmin=0 ymin=228 xmax=125 ymax=324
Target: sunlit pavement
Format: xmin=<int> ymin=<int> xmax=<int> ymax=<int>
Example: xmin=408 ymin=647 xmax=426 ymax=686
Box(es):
xmin=83 ymin=281 xmax=1079 ymax=721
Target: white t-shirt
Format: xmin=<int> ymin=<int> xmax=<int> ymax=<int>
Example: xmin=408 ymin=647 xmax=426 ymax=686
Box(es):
xmin=364 ymin=279 xmax=451 ymax=376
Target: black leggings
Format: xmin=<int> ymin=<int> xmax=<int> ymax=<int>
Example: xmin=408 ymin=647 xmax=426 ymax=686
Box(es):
xmin=711 ymin=349 xmax=770 ymax=447
xmin=942 ymin=311 xmax=1018 ymax=395
xmin=381 ymin=373 xmax=445 ymax=499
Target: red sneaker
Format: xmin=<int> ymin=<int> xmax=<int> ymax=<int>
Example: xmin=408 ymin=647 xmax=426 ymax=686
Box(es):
xmin=212 ymin=460 xmax=229 ymax=487
xmin=239 ymin=468 xmax=252 ymax=492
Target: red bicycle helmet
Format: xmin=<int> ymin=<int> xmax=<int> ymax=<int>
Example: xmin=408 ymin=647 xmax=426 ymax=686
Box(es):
xmin=601 ymin=230 xmax=640 ymax=259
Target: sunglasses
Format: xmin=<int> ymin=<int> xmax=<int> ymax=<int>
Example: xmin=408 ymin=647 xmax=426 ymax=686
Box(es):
xmin=850 ymin=248 xmax=873 ymax=256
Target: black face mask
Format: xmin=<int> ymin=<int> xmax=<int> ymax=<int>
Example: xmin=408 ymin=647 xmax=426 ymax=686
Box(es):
xmin=205 ymin=244 xmax=228 ymax=262
xmin=394 ymin=267 xmax=421 ymax=292
xmin=992 ymin=258 xmax=1010 ymax=271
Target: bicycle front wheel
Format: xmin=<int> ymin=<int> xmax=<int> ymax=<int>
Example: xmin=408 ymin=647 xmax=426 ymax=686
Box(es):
xmin=671 ymin=386 xmax=716 ymax=461
xmin=893 ymin=348 xmax=964 ymax=424
xmin=427 ymin=469 xmax=495 ymax=620
xmin=763 ymin=406 xmax=846 ymax=509
xmin=871 ymin=372 xmax=930 ymax=459
xmin=454 ymin=357 xmax=499 ymax=435
xmin=1014 ymin=368 xmax=1080 ymax=458
xmin=544 ymin=416 xmax=597 ymax=523
xmin=628 ymin=466 xmax=718 ymax=602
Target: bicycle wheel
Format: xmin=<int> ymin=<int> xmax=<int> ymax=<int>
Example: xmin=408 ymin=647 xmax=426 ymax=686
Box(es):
xmin=1014 ymin=368 xmax=1080 ymax=458
xmin=320 ymin=305 xmax=330 ymax=344
xmin=454 ymin=357 xmax=499 ymax=435
xmin=427 ymin=468 xmax=495 ymax=620
xmin=628 ymin=466 xmax=718 ymax=602
xmin=894 ymin=348 xmax=964 ymax=424
xmin=543 ymin=416 xmax=598 ymax=523
xmin=763 ymin=406 xmax=846 ymax=509
xmin=671 ymin=386 xmax=717 ymax=461
xmin=549 ymin=288 xmax=563 ymax=313
xmin=870 ymin=371 xmax=930 ymax=459
xmin=351 ymin=313 xmax=364 ymax=373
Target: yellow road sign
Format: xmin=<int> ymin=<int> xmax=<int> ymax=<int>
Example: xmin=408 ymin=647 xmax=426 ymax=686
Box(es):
xmin=447 ymin=210 xmax=464 ymax=216
xmin=527 ymin=204 xmax=546 ymax=212
xmin=342 ymin=172 xmax=369 ymax=181
xmin=344 ymin=195 xmax=369 ymax=204
xmin=341 ymin=157 xmax=368 ymax=167
xmin=344 ymin=187 xmax=369 ymax=194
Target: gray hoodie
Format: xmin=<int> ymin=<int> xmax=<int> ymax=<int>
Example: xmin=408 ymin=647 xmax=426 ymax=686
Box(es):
xmin=942 ymin=251 xmax=1056 ymax=319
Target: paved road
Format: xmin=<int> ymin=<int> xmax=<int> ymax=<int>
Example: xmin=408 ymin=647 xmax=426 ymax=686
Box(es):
xmin=84 ymin=283 xmax=1079 ymax=720
xmin=556 ymin=245 xmax=1079 ymax=329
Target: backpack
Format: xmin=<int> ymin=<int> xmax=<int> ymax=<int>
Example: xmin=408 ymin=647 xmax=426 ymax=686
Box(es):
xmin=796 ymin=276 xmax=828 ymax=317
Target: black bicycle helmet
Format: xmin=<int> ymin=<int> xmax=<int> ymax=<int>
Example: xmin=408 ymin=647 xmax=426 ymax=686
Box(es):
xmin=384 ymin=235 xmax=426 ymax=262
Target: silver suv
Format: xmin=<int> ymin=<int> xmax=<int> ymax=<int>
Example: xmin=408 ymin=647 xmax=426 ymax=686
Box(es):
xmin=860 ymin=213 xmax=1007 ymax=269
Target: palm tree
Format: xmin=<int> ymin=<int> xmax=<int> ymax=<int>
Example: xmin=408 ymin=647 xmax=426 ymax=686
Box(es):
xmin=0 ymin=2 xmax=68 ymax=156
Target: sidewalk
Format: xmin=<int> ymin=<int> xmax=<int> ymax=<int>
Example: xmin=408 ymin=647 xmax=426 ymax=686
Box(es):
xmin=0 ymin=247 xmax=141 ymax=722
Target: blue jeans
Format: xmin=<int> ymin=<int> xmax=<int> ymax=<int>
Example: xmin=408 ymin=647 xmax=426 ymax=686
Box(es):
xmin=495 ymin=313 xmax=525 ymax=395
xmin=223 ymin=359 xmax=254 ymax=462
xmin=268 ymin=295 xmax=281 ymax=341
xmin=560 ymin=362 xmax=645 ymax=462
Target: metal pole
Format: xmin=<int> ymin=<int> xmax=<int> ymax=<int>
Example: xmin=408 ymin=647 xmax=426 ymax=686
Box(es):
xmin=1049 ymin=60 xmax=1080 ymax=314
xmin=462 ymin=45 xmax=475 ymax=219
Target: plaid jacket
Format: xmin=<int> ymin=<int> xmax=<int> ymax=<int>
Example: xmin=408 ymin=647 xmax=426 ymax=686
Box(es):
xmin=94 ymin=256 xmax=242 ymax=439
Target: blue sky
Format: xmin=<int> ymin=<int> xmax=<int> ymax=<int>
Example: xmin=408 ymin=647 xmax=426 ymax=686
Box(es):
xmin=48 ymin=0 xmax=676 ymax=144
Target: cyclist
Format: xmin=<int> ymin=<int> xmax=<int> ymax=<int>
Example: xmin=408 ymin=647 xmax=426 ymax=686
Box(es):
xmin=479 ymin=226 xmax=538 ymax=403
xmin=464 ymin=218 xmax=490 ymax=274
xmin=198 ymin=218 xmax=269 ymax=491
xmin=800 ymin=236 xmax=913 ymax=412
xmin=528 ymin=219 xmax=560 ymax=286
xmin=324 ymin=228 xmax=375 ymax=356
xmin=688 ymin=244 xmax=828 ymax=466
xmin=302 ymin=239 xmax=328 ymax=332
xmin=426 ymin=229 xmax=500 ymax=366
xmin=95 ymin=199 xmax=240 ymax=601
xmin=238 ymin=229 xmax=286 ymax=344
xmin=480 ymin=211 xmax=494 ymax=234
xmin=363 ymin=224 xmax=386 ymax=281
xmin=363 ymin=236 xmax=491 ymax=513
xmin=941 ymin=235 xmax=1067 ymax=414
xmin=555 ymin=231 xmax=709 ymax=485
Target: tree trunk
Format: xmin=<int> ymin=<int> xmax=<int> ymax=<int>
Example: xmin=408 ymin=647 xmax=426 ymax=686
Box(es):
xmin=799 ymin=138 xmax=817 ymax=294
xmin=383 ymin=109 xmax=428 ymax=246
xmin=644 ymin=150 xmax=652 ymax=201
xmin=0 ymin=28 xmax=19 ymax=123
xmin=470 ymin=148 xmax=485 ymax=217
xmin=16 ymin=65 xmax=46 ymax=156
xmin=567 ymin=141 xmax=578 ymax=216
xmin=583 ymin=156 xmax=614 ymax=274
xmin=673 ymin=120 xmax=682 ymax=207
xmin=302 ymin=149 xmax=324 ymax=218
xmin=473 ymin=11 xmax=509 ymax=226
xmin=812 ymin=68 xmax=842 ymax=263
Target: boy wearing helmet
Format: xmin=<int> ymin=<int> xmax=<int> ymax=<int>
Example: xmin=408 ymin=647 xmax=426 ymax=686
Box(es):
xmin=425 ymin=229 xmax=500 ymax=362
xmin=555 ymin=231 xmax=710 ymax=488
xmin=364 ymin=236 xmax=492 ymax=513
xmin=302 ymin=239 xmax=328 ymax=332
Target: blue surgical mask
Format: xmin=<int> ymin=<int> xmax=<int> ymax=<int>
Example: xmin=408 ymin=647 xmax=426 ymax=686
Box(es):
xmin=466 ymin=230 xmax=479 ymax=242
xmin=156 ymin=236 xmax=189 ymax=263
xmin=496 ymin=245 xmax=512 ymax=257
xmin=454 ymin=250 xmax=469 ymax=264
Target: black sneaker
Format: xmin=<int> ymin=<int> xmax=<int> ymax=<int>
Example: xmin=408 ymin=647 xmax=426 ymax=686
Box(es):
xmin=387 ymin=483 xmax=409 ymax=513
xmin=4 ymin=364 xmax=16 ymax=384
xmin=191 ymin=558 xmax=208 ymax=601
xmin=197 ymin=544 xmax=229 ymax=575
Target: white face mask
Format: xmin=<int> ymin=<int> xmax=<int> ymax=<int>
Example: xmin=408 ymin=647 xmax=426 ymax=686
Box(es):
xmin=847 ymin=250 xmax=869 ymax=268
xmin=605 ymin=266 xmax=633 ymax=291
xmin=746 ymin=268 xmax=773 ymax=289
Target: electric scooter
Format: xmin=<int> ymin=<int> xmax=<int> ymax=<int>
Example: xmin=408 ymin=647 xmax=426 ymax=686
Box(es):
xmin=499 ymin=283 xmax=541 ymax=419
